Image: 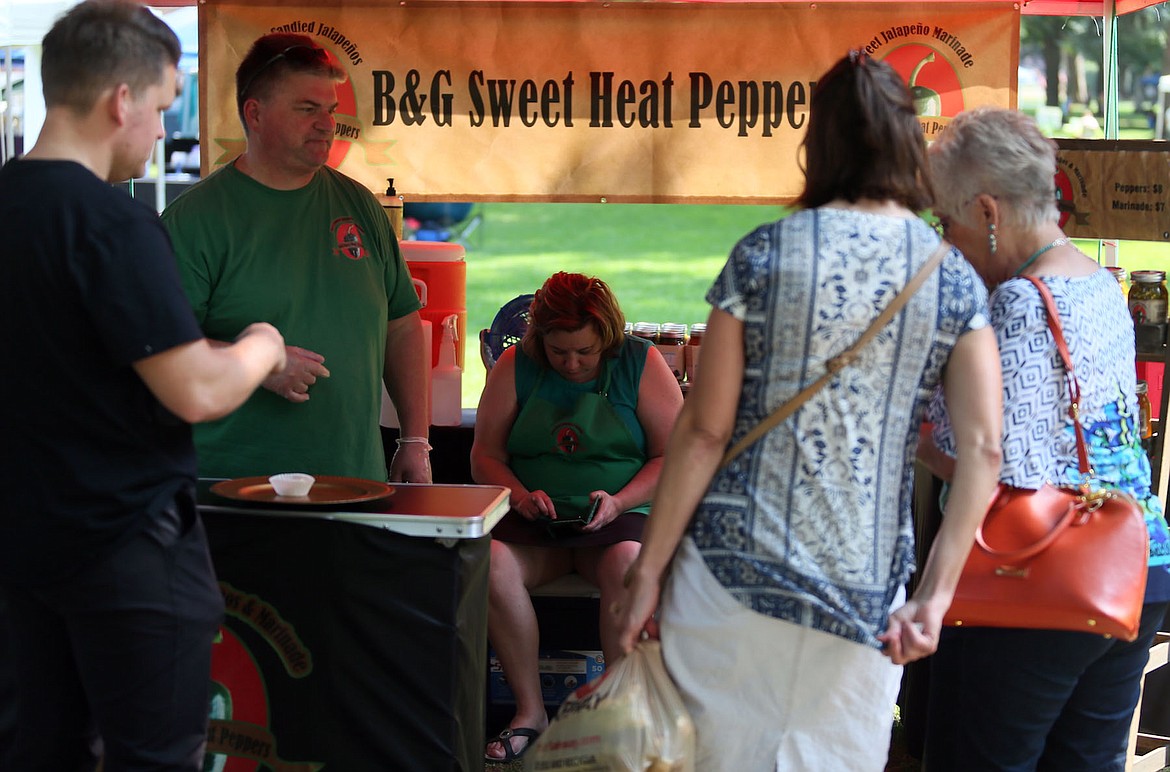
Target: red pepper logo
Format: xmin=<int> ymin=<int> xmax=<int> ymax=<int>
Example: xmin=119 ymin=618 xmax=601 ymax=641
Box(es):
xmin=1055 ymin=168 xmax=1076 ymax=230
xmin=553 ymin=422 xmax=583 ymax=455
xmin=331 ymin=217 xmax=368 ymax=260
xmin=206 ymin=626 xmax=269 ymax=771
xmin=205 ymin=584 xmax=322 ymax=771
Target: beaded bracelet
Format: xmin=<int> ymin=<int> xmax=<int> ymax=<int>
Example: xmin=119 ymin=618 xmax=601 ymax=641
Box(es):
xmin=395 ymin=437 xmax=433 ymax=452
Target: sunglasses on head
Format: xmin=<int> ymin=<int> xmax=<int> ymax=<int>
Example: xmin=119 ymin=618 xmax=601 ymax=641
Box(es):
xmin=239 ymin=44 xmax=331 ymax=101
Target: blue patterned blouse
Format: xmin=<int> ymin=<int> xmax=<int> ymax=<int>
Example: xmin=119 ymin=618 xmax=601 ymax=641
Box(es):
xmin=931 ymin=269 xmax=1170 ymax=603
xmin=691 ymin=208 xmax=989 ymax=649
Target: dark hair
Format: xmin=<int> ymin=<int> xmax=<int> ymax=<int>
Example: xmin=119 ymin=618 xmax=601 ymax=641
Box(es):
xmin=797 ymin=51 xmax=933 ymax=212
xmin=41 ymin=0 xmax=181 ymax=113
xmin=236 ymin=33 xmax=346 ymax=122
xmin=520 ymin=272 xmax=626 ymax=366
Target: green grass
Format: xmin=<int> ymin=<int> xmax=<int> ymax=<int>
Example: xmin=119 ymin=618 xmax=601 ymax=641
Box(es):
xmin=1074 ymin=238 xmax=1170 ymax=273
xmin=1035 ymin=99 xmax=1162 ymax=141
xmin=459 ymin=202 xmax=783 ymax=406
xmin=455 ymin=203 xmax=1170 ymax=407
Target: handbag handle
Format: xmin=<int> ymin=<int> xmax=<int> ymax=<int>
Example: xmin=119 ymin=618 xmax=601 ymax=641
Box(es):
xmin=719 ymin=239 xmax=950 ymax=467
xmin=975 ymin=487 xmax=1087 ymax=560
xmin=1020 ymin=276 xmax=1091 ymax=476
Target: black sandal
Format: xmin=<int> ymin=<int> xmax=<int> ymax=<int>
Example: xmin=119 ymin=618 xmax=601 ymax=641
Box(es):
xmin=485 ymin=726 xmax=541 ymax=763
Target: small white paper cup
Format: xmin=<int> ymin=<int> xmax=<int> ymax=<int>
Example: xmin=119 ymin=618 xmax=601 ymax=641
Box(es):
xmin=268 ymin=473 xmax=315 ymax=497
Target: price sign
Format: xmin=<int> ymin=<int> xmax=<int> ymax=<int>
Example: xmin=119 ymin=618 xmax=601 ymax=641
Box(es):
xmin=1055 ymin=139 xmax=1170 ymax=241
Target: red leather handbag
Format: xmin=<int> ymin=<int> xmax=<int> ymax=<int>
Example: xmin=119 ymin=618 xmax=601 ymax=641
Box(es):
xmin=943 ymin=277 xmax=1149 ymax=641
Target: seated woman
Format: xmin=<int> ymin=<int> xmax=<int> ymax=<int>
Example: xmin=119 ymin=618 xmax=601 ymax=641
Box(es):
xmin=472 ymin=272 xmax=683 ymax=762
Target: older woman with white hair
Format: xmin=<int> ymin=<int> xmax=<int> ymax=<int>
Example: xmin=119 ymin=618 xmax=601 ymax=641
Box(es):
xmin=920 ymin=107 xmax=1170 ymax=771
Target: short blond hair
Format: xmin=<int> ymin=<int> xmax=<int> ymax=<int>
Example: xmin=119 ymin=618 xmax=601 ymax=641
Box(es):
xmin=929 ymin=107 xmax=1059 ymax=230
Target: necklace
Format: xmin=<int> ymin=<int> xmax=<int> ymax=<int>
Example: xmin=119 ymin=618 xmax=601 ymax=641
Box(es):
xmin=1014 ymin=237 xmax=1070 ymax=276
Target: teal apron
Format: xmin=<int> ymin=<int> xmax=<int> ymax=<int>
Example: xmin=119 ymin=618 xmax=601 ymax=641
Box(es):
xmin=494 ymin=359 xmax=648 ymax=546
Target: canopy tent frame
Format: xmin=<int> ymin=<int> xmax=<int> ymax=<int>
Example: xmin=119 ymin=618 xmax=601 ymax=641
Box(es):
xmin=0 ymin=0 xmax=1161 ymax=206
xmin=133 ymin=0 xmax=1169 ymax=10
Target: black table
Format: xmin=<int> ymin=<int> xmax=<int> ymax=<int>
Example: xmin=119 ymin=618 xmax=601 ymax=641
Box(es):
xmin=198 ymin=480 xmax=508 ymax=772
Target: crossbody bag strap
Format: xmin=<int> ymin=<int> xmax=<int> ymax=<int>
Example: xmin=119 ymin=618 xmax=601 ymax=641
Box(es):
xmin=719 ymin=239 xmax=951 ymax=468
xmin=1021 ymin=276 xmax=1091 ymax=476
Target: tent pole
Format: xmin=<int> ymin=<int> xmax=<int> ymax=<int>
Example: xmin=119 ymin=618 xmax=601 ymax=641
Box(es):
xmin=154 ymin=137 xmax=166 ymax=213
xmin=1103 ymin=0 xmax=1119 ymax=140
xmin=1101 ymin=0 xmax=1119 ymax=269
xmin=2 ymin=46 xmax=12 ymax=162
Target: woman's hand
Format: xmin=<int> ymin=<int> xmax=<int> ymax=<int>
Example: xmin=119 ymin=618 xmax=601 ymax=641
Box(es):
xmin=580 ymin=491 xmax=620 ymax=532
xmin=610 ymin=558 xmax=663 ymax=655
xmin=515 ymin=489 xmax=555 ymax=521
xmin=877 ymin=599 xmax=942 ymax=665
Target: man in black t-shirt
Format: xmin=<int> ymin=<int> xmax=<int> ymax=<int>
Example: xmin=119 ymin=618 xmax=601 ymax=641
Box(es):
xmin=0 ymin=3 xmax=287 ymax=770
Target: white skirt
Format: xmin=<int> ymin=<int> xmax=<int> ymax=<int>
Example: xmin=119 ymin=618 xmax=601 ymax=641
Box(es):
xmin=659 ymin=537 xmax=904 ymax=772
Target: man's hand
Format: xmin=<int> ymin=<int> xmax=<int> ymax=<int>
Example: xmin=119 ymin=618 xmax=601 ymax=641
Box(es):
xmin=389 ymin=441 xmax=432 ymax=483
xmin=262 ymin=346 xmax=329 ymax=403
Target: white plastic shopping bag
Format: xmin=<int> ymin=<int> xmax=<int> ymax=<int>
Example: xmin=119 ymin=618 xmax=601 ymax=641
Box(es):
xmin=525 ymin=640 xmax=695 ymax=772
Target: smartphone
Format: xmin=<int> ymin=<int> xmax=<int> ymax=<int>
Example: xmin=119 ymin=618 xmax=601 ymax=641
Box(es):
xmin=581 ymin=495 xmax=601 ymax=525
xmin=542 ymin=496 xmax=600 ymax=529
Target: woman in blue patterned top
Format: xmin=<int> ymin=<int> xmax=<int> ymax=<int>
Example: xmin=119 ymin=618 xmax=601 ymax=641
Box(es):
xmin=921 ymin=107 xmax=1170 ymax=771
xmin=610 ymin=52 xmax=1004 ymax=771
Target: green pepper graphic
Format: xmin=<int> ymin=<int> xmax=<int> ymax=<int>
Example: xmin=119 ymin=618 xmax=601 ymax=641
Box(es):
xmin=203 ymin=681 xmax=232 ymax=772
xmin=910 ymin=52 xmax=941 ymax=117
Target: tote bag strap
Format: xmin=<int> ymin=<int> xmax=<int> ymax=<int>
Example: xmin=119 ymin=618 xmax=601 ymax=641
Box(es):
xmin=1021 ymin=276 xmax=1091 ymax=477
xmin=719 ymin=239 xmax=950 ymax=468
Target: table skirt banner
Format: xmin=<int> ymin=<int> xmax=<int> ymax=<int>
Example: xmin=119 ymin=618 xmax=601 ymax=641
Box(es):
xmin=201 ymin=511 xmax=489 ymax=772
xmin=199 ymin=1 xmax=1017 ymax=204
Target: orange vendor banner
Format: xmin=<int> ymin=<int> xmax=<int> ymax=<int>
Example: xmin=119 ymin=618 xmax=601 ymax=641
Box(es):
xmin=1054 ymin=140 xmax=1170 ymax=242
xmin=200 ymin=2 xmax=1019 ymax=203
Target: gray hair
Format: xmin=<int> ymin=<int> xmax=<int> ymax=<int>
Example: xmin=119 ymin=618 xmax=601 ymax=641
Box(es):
xmin=928 ymin=107 xmax=1058 ymax=230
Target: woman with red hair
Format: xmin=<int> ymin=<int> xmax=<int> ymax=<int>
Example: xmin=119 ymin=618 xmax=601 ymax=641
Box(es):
xmin=472 ymin=271 xmax=683 ymax=762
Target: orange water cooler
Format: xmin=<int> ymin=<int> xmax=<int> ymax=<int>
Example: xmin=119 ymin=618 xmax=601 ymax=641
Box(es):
xmin=402 ymin=241 xmax=467 ymax=370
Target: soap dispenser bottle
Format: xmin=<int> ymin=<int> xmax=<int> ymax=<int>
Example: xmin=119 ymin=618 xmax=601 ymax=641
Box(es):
xmin=381 ymin=178 xmax=404 ymax=241
xmin=431 ymin=314 xmax=462 ymax=426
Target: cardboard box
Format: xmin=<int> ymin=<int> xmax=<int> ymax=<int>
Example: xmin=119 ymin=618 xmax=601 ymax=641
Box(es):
xmin=488 ymin=649 xmax=605 ymax=707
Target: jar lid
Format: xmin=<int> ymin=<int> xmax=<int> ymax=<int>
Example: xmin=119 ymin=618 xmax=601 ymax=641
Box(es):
xmin=632 ymin=322 xmax=660 ymax=336
xmin=690 ymin=323 xmax=707 ymax=333
xmin=1137 ymin=380 xmax=1149 ymax=394
xmin=1131 ymin=270 xmax=1166 ymax=283
xmin=400 ymin=241 xmax=466 ymax=262
xmin=1106 ymin=266 xmax=1127 ymax=278
xmin=661 ymin=323 xmax=688 ymax=335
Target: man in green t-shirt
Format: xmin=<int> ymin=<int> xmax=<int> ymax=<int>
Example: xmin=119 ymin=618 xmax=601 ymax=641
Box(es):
xmin=163 ymin=33 xmax=431 ymax=483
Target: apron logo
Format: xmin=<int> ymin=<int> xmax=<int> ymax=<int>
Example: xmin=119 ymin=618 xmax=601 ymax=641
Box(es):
xmin=553 ymin=422 xmax=583 ymax=455
xmin=330 ymin=217 xmax=368 ymax=260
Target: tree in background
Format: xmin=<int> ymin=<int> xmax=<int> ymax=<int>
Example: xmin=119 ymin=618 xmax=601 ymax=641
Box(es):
xmin=1022 ymin=7 xmax=1170 ymax=119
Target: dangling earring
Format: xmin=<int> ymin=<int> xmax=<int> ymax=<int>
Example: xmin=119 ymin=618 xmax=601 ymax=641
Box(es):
xmin=988 ymin=223 xmax=998 ymax=255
